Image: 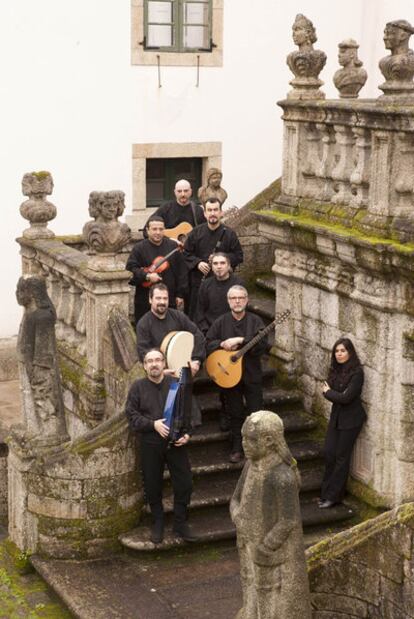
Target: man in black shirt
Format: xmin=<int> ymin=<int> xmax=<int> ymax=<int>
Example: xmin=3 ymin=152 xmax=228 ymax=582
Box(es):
xmin=136 ymin=283 xmax=205 ymax=372
xmin=125 ymin=348 xmax=196 ymax=544
xmin=195 ymin=252 xmax=243 ymax=335
xmin=206 ymin=285 xmax=269 ymax=463
xmin=126 ymin=217 xmax=187 ymax=323
xmin=184 ymin=198 xmax=243 ymax=319
xmin=144 ymin=179 xmax=205 ymax=236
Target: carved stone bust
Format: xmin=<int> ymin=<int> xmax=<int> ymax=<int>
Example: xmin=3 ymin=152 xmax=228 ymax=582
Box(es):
xmin=197 ymin=168 xmax=228 ymax=206
xmin=379 ymin=19 xmax=414 ymax=98
xmin=82 ymin=191 xmax=131 ymax=254
xmin=333 ymin=39 xmax=367 ymax=98
xmin=287 ymin=14 xmax=327 ymax=100
xmin=20 ymin=171 xmax=56 ymax=239
xmin=16 ymin=275 xmax=69 ymax=446
xmin=230 ymin=411 xmax=312 ymax=619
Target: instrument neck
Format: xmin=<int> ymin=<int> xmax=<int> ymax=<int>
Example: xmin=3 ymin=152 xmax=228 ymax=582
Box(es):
xmin=232 ymin=319 xmax=276 ymax=361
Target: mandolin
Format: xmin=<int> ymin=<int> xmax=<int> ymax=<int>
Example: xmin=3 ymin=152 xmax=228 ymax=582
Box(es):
xmin=205 ymin=309 xmax=291 ymax=389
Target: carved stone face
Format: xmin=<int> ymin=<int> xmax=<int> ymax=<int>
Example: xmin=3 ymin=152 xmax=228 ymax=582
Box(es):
xmin=101 ymin=197 xmax=119 ymax=221
xmin=292 ymin=24 xmax=310 ymax=47
xmin=208 ymin=173 xmax=222 ymax=188
xmin=16 ymin=280 xmax=31 ymax=307
xmin=242 ymin=423 xmax=270 ymax=461
xmin=338 ymin=47 xmax=355 ymax=67
xmin=384 ymin=25 xmax=408 ymax=51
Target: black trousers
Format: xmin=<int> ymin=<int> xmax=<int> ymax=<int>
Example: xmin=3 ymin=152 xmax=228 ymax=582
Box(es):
xmin=140 ymin=438 xmax=192 ymax=520
xmin=222 ymin=381 xmax=263 ymax=451
xmin=321 ymin=423 xmax=362 ymax=503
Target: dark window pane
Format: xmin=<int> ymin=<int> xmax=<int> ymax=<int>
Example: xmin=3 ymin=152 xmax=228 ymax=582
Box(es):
xmin=147 ymin=159 xmax=165 ymax=179
xmin=147 ymin=181 xmax=165 ymax=201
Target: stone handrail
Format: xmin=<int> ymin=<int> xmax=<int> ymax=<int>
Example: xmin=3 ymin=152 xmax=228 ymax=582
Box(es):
xmin=279 ymin=98 xmax=414 ymax=243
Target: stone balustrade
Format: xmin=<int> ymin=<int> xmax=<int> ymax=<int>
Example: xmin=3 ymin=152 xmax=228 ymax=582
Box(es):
xmin=279 ymin=99 xmax=414 ymax=243
xmin=17 ymin=234 xmax=134 ymax=432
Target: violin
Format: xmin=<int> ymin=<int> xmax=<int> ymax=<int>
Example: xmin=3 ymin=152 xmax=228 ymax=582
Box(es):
xmin=141 ymin=244 xmax=183 ymax=287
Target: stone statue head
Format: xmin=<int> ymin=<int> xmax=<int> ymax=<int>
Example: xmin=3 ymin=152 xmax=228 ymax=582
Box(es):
xmin=88 ymin=191 xmax=125 ymax=222
xmin=292 ymin=14 xmax=317 ymax=49
xmin=338 ymin=39 xmax=362 ymax=68
xmin=383 ymin=20 xmax=414 ymax=53
xmin=16 ymin=275 xmax=54 ymax=313
xmin=207 ymin=168 xmax=223 ymax=188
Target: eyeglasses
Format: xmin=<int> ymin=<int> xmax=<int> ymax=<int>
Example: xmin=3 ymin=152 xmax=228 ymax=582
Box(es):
xmin=228 ymin=296 xmax=247 ymax=301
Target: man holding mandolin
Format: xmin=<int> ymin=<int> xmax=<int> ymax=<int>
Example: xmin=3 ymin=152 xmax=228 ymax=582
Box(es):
xmin=126 ymin=217 xmax=188 ymax=323
xmin=206 ymin=285 xmax=270 ymax=463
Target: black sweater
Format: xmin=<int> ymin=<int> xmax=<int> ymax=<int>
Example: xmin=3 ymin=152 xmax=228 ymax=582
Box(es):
xmin=206 ymin=311 xmax=269 ymax=384
xmin=144 ymin=200 xmax=206 ymax=236
xmin=324 ymin=366 xmax=366 ymax=430
xmin=195 ymin=273 xmax=243 ymax=334
xmin=136 ymin=309 xmax=205 ymax=363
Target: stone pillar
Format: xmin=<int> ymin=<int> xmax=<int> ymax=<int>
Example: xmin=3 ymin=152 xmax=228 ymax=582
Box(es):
xmin=349 ymin=127 xmax=371 ymax=208
xmin=331 ymin=124 xmax=355 ymax=205
xmin=368 ymin=130 xmax=393 ymax=217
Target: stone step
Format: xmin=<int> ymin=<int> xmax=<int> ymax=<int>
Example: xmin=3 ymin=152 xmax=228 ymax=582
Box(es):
xmin=165 ymin=439 xmax=323 ymax=478
xmin=197 ymin=387 xmax=303 ymax=419
xmin=148 ymin=466 xmax=324 ymax=515
xmin=247 ymin=294 xmax=275 ymax=322
xmin=120 ymin=500 xmax=354 ymax=552
xmin=255 ymin=277 xmax=276 ymax=294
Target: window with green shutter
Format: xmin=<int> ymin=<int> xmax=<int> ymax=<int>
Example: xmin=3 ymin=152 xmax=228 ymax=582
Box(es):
xmin=144 ymin=0 xmax=213 ymax=52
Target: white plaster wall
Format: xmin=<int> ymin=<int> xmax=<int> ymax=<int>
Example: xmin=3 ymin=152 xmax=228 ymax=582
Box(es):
xmin=1 ymin=0 xmax=412 ymax=336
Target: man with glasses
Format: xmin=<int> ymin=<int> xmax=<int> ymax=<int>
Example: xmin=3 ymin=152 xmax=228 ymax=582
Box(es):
xmin=206 ymin=286 xmax=269 ymax=463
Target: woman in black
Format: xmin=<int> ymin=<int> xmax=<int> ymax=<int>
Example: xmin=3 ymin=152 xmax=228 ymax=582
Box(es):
xmin=319 ymin=338 xmax=367 ymax=509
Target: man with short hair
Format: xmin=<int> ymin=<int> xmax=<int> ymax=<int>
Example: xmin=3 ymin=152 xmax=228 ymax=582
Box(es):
xmin=183 ymin=198 xmax=243 ymax=319
xmin=125 ymin=348 xmax=196 ymax=544
xmin=195 ymin=252 xmax=243 ymax=335
xmin=136 ymin=283 xmax=205 ymax=374
xmin=144 ymin=179 xmax=205 ymax=234
xmin=126 ymin=216 xmax=187 ymax=323
xmin=206 ymin=285 xmax=269 ymax=463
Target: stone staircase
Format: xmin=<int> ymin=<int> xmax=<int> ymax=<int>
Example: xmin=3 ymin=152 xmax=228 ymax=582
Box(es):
xmin=120 ymin=275 xmax=357 ymax=552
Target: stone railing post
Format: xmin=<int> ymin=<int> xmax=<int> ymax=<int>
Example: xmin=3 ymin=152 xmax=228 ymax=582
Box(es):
xmin=331 ymin=124 xmax=355 ymax=205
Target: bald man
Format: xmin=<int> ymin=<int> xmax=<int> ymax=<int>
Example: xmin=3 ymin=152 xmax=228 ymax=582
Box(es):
xmin=144 ymin=179 xmax=206 ymax=235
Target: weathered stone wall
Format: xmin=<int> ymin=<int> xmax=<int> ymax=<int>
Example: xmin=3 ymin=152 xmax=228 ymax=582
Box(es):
xmin=8 ymin=413 xmax=142 ymax=559
xmin=0 ymin=338 xmax=18 ymax=381
xmin=257 ymin=212 xmax=414 ymax=507
xmin=307 ymin=503 xmax=414 ymax=618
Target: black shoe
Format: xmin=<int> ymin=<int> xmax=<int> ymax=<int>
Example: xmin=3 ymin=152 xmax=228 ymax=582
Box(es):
xmin=150 ymin=519 xmax=164 ymax=544
xmin=319 ymin=500 xmax=335 ymax=509
xmin=172 ymin=522 xmax=199 ymax=542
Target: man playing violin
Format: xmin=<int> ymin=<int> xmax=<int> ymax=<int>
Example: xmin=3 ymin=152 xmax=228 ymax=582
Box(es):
xmin=126 ymin=217 xmax=188 ymax=323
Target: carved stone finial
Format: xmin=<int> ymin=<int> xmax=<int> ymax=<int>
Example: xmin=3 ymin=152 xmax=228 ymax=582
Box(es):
xmin=20 ymin=171 xmax=56 ymax=239
xmin=230 ymin=411 xmax=312 ymax=619
xmin=16 ymin=275 xmax=69 ymax=447
xmin=287 ymin=14 xmax=327 ymax=100
xmin=197 ymin=167 xmax=228 ymax=206
xmin=379 ymin=19 xmax=414 ymax=99
xmin=333 ymin=39 xmax=367 ymax=98
xmin=82 ymin=190 xmax=131 ymax=255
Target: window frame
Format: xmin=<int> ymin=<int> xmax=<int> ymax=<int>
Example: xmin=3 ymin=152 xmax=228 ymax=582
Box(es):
xmin=144 ymin=0 xmax=213 ymax=53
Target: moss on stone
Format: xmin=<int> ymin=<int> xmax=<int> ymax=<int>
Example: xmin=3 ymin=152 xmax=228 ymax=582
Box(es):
xmin=347 ymin=477 xmax=390 ymax=509
xmin=31 ymin=171 xmax=51 ymax=180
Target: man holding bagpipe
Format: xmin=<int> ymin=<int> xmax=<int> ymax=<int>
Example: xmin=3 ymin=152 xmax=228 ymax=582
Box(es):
xmin=125 ymin=348 xmax=197 ymax=545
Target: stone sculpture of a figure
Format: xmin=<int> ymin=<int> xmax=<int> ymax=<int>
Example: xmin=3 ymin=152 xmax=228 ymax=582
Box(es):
xmin=82 ymin=190 xmax=131 ymax=254
xmin=287 ymin=14 xmax=326 ymax=100
xmin=333 ymin=39 xmax=367 ymax=98
xmin=197 ymin=168 xmax=228 ymax=206
xmin=379 ymin=19 xmax=414 ymax=97
xmin=230 ymin=411 xmax=311 ymax=619
xmin=16 ymin=275 xmax=69 ymax=446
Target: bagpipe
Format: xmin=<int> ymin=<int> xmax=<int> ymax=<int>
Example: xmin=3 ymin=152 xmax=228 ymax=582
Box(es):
xmin=162 ymin=366 xmax=193 ymax=444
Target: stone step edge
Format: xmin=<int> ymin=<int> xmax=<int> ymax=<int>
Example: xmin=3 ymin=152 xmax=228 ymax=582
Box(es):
xmin=120 ymin=504 xmax=355 ymax=552
xmin=255 ymin=277 xmax=276 ymax=293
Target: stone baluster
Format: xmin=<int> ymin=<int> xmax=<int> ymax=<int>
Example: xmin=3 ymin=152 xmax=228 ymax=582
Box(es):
xmin=394 ymin=132 xmax=414 ymax=214
xmin=65 ymin=282 xmax=84 ymax=344
xmin=315 ymin=123 xmax=336 ymax=201
xmin=281 ymin=122 xmax=301 ymax=198
xmin=302 ymin=123 xmax=322 ymax=198
xmin=331 ymin=124 xmax=355 ymax=204
xmin=45 ymin=269 xmax=61 ymax=310
xmin=368 ymin=131 xmax=393 ymax=217
xmin=55 ymin=276 xmax=70 ymax=339
xmin=349 ymin=127 xmax=371 ymax=208
xmin=76 ymin=292 xmax=87 ymax=355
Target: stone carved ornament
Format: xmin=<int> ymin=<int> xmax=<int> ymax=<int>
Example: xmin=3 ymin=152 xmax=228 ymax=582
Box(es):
xmin=20 ymin=171 xmax=56 ymax=239
xmin=334 ymin=39 xmax=367 ymax=98
xmin=16 ymin=275 xmax=69 ymax=447
xmin=230 ymin=411 xmax=311 ymax=619
xmin=379 ymin=19 xmax=414 ymax=98
xmin=287 ymin=14 xmax=327 ymax=100
xmin=197 ymin=167 xmax=228 ymax=206
xmin=82 ymin=190 xmax=131 ymax=254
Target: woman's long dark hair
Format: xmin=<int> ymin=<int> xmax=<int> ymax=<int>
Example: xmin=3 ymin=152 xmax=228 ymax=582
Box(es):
xmin=328 ymin=337 xmax=362 ymax=387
